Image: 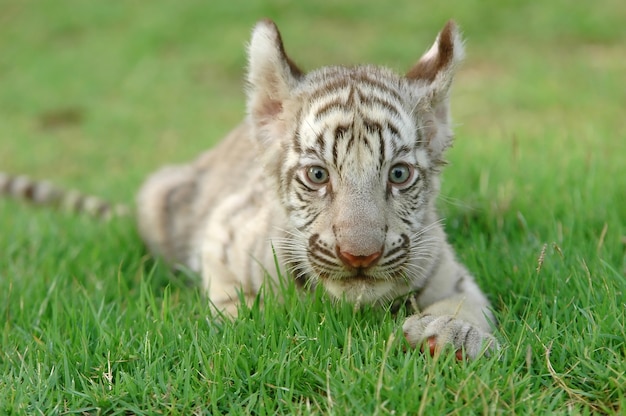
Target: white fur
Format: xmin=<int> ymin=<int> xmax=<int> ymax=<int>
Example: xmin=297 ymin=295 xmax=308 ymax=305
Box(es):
xmin=136 ymin=20 xmax=498 ymax=361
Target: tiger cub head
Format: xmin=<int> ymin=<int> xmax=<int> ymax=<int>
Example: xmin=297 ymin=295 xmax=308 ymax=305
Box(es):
xmin=247 ymin=20 xmax=464 ymax=304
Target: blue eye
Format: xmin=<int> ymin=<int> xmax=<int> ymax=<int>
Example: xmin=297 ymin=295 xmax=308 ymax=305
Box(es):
xmin=306 ymin=166 xmax=329 ymax=185
xmin=388 ymin=163 xmax=412 ymax=185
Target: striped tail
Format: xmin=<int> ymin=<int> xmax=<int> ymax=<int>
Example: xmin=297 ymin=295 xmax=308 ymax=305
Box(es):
xmin=0 ymin=172 xmax=131 ymax=220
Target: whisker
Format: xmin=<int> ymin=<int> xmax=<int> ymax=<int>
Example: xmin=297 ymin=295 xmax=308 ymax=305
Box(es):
xmin=304 ymin=118 xmax=323 ymax=139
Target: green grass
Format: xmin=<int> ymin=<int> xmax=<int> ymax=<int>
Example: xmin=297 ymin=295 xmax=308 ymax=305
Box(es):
xmin=1 ymin=0 xmax=625 ymax=414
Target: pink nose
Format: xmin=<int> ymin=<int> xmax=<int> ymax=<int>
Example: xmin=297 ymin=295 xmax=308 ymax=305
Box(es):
xmin=337 ymin=247 xmax=382 ymax=269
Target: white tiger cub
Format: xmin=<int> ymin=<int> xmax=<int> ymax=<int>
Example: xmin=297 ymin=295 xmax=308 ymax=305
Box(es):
xmin=136 ymin=19 xmax=498 ymax=358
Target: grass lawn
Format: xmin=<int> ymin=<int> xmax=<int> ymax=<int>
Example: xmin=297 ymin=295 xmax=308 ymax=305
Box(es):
xmin=1 ymin=0 xmax=625 ymax=414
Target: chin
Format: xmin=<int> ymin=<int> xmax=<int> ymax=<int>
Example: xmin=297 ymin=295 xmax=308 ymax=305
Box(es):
xmin=322 ymin=278 xmax=397 ymax=305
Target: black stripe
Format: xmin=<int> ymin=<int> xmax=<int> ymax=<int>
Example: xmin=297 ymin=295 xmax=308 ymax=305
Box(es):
xmin=308 ymin=79 xmax=350 ymax=102
xmin=400 ymin=217 xmax=413 ymax=226
xmin=294 ymin=175 xmax=312 ymax=191
xmin=386 ymin=121 xmax=401 ymax=139
xmin=293 ymin=188 xmax=307 ymax=204
xmin=315 ymin=132 xmax=326 ymax=156
xmin=363 ymin=119 xmax=382 ymax=135
xmin=304 ymin=147 xmax=323 ymax=159
xmin=297 ymin=212 xmax=319 ymax=231
xmin=96 ymin=203 xmax=112 ymax=218
xmin=344 ymin=133 xmax=355 ymax=162
xmin=292 ymin=128 xmax=302 ymax=155
xmin=309 ymin=251 xmax=339 ymax=268
xmin=361 ymin=133 xmax=373 ymax=153
xmin=379 ymin=252 xmax=405 ymax=268
xmin=398 ymin=178 xmax=421 ymax=195
xmin=314 ymin=102 xmax=347 ymax=122
xmin=378 ymin=128 xmax=386 ymax=170
xmin=313 ymin=241 xmax=335 ymax=261
xmin=358 ymin=93 xmax=403 ymax=121
xmin=334 ymin=125 xmax=349 ymax=140
xmin=283 ymin=165 xmax=299 ymax=199
xmin=382 ymin=245 xmax=406 ymax=261
xmin=332 ymin=132 xmax=340 ymax=167
xmin=352 ymin=73 xmax=402 ymax=102
xmin=393 ymin=145 xmax=412 ymax=159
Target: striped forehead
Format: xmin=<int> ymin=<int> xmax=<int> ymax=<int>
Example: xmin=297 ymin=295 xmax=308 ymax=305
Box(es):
xmin=303 ymin=71 xmax=412 ymax=127
xmin=296 ymin=71 xmax=417 ymax=167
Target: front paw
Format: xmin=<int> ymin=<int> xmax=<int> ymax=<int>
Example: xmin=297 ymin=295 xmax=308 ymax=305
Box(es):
xmin=403 ymin=314 xmax=498 ymax=360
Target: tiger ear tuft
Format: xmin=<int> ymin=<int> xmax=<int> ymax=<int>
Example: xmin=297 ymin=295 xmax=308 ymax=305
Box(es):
xmin=406 ymin=20 xmax=464 ymax=87
xmin=246 ymin=19 xmax=302 ymax=127
xmin=406 ymin=21 xmax=465 ymax=161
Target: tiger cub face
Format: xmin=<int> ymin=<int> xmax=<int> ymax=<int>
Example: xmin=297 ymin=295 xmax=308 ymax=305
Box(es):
xmin=247 ymin=20 xmax=464 ymax=304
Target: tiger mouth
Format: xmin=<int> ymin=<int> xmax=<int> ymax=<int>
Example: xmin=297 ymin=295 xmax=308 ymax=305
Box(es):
xmin=345 ymin=273 xmax=377 ymax=282
xmin=311 ymin=262 xmax=399 ymax=283
xmin=319 ymin=272 xmax=400 ymax=305
xmin=319 ymin=272 xmax=379 ymax=283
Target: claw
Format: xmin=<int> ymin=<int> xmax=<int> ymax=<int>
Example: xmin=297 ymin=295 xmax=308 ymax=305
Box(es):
xmin=403 ymin=314 xmax=497 ymax=361
xmin=419 ymin=336 xmax=438 ymax=356
xmin=402 ymin=331 xmax=410 ymax=352
xmin=428 ymin=336 xmax=437 ymax=356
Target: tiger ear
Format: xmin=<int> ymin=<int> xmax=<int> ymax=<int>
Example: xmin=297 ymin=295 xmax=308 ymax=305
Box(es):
xmin=246 ymin=19 xmax=302 ymax=128
xmin=406 ymin=20 xmax=464 ymax=88
xmin=406 ymin=20 xmax=465 ymax=159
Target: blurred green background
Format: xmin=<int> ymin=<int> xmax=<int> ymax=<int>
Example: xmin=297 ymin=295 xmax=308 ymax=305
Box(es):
xmin=1 ymin=1 xmax=625 ymax=413
xmin=1 ymin=0 xmax=624 ymax=204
